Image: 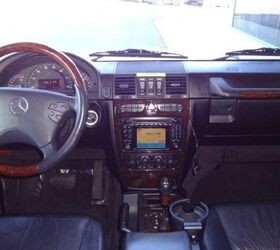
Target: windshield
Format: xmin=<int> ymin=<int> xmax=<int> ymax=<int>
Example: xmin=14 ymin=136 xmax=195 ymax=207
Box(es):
xmin=1 ymin=0 xmax=279 ymax=60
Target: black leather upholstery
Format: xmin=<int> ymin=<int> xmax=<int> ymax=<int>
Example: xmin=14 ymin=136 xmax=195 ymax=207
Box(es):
xmin=0 ymin=215 xmax=103 ymax=250
xmin=124 ymin=231 xmax=191 ymax=250
xmin=203 ymin=203 xmax=280 ymax=250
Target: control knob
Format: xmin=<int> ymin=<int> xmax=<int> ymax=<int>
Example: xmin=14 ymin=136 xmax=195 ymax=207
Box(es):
xmin=154 ymin=156 xmax=163 ymax=165
xmin=128 ymin=159 xmax=136 ymax=167
xmin=167 ymin=159 xmax=174 ymax=168
xmin=141 ymin=156 xmax=149 ymax=165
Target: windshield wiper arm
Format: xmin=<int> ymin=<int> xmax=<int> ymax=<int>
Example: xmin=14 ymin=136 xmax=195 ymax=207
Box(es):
xmin=89 ymin=49 xmax=188 ymax=60
xmin=215 ymin=47 xmax=280 ymax=60
xmin=226 ymin=47 xmax=280 ymax=56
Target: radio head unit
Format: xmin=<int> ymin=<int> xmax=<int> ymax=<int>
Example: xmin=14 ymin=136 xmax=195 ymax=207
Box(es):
xmin=121 ymin=117 xmax=182 ymax=151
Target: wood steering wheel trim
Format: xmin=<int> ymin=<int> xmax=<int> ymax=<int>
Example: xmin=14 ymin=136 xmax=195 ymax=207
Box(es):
xmin=0 ymin=164 xmax=39 ymax=177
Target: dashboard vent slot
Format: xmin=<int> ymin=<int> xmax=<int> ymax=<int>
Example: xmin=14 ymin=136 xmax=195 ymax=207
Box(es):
xmin=115 ymin=76 xmax=136 ymax=95
xmin=166 ymin=76 xmax=187 ymax=95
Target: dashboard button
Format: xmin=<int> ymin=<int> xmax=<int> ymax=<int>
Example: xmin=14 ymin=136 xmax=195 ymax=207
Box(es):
xmin=61 ymin=105 xmax=68 ymax=111
xmin=48 ymin=102 xmax=69 ymax=112
xmin=125 ymin=104 xmax=132 ymax=112
xmin=125 ymin=144 xmax=131 ymax=150
xmin=170 ymin=104 xmax=177 ymax=112
xmin=177 ymin=104 xmax=182 ymax=112
xmin=156 ymin=81 xmax=163 ymax=95
xmin=139 ymin=81 xmax=146 ymax=95
xmin=48 ymin=110 xmax=62 ymax=123
xmin=147 ymin=81 xmax=155 ymax=95
xmin=164 ymin=104 xmax=171 ymax=112
xmin=158 ymin=104 xmax=164 ymax=112
xmin=147 ymin=103 xmax=157 ymax=112
xmin=141 ymin=156 xmax=149 ymax=164
xmin=48 ymin=103 xmax=57 ymax=110
xmin=120 ymin=105 xmax=126 ymax=113
xmin=131 ymin=104 xmax=138 ymax=112
xmin=137 ymin=104 xmax=145 ymax=112
xmin=154 ymin=156 xmax=163 ymax=165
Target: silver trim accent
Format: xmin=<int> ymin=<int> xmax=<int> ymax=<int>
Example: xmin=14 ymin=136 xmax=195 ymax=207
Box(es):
xmin=86 ymin=110 xmax=99 ymax=127
xmin=10 ymin=97 xmax=29 ymax=115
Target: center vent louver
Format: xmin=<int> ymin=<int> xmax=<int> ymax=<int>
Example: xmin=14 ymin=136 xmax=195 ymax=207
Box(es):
xmin=165 ymin=76 xmax=187 ymax=95
xmin=114 ymin=76 xmax=136 ymax=95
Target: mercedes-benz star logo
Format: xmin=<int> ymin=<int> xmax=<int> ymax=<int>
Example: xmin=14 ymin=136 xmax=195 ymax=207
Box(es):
xmin=10 ymin=97 xmax=29 ymax=115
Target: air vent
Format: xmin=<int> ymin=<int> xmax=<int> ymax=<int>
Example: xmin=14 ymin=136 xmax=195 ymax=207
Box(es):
xmin=166 ymin=76 xmax=187 ymax=95
xmin=115 ymin=76 xmax=136 ymax=95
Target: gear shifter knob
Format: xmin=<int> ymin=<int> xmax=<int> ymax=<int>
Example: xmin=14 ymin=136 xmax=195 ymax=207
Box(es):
xmin=159 ymin=177 xmax=173 ymax=206
xmin=159 ymin=177 xmax=172 ymax=195
xmin=159 ymin=177 xmax=173 ymax=231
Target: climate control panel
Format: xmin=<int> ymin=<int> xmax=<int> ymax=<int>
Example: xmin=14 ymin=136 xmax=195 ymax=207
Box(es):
xmin=124 ymin=154 xmax=178 ymax=170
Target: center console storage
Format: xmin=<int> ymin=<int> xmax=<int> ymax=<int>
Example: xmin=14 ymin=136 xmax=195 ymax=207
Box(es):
xmin=139 ymin=192 xmax=176 ymax=232
xmin=113 ymin=99 xmax=189 ymax=188
xmin=121 ymin=196 xmax=208 ymax=250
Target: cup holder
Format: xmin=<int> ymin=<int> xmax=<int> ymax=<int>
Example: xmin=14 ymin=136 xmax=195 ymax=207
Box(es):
xmin=169 ymin=199 xmax=208 ymax=239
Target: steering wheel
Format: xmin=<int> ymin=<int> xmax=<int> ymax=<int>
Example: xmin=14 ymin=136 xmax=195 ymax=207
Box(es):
xmin=0 ymin=42 xmax=87 ymax=177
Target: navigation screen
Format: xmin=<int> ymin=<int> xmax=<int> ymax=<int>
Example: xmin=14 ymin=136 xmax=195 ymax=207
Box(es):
xmin=137 ymin=128 xmax=166 ymax=149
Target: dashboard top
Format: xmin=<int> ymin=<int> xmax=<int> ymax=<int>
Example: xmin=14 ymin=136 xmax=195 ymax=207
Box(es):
xmin=1 ymin=52 xmax=280 ymax=101
xmin=93 ymin=60 xmax=280 ymax=75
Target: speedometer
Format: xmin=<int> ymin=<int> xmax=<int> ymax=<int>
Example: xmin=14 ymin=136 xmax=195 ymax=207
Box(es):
xmin=27 ymin=63 xmax=74 ymax=90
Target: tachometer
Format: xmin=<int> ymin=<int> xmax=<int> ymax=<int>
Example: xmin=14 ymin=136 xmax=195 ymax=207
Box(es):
xmin=8 ymin=74 xmax=25 ymax=88
xmin=27 ymin=63 xmax=74 ymax=90
xmin=81 ymin=72 xmax=93 ymax=89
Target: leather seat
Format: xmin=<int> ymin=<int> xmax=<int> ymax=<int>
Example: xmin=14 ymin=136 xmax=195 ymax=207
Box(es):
xmin=0 ymin=215 xmax=103 ymax=250
xmin=203 ymin=202 xmax=280 ymax=250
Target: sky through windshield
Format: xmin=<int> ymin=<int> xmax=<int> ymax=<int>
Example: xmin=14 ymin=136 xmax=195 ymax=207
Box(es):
xmin=1 ymin=0 xmax=278 ymax=59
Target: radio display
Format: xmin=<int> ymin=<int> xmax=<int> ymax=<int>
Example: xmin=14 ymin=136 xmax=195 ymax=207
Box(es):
xmin=136 ymin=128 xmax=166 ymax=149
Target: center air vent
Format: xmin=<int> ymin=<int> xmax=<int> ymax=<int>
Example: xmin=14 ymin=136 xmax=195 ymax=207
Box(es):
xmin=166 ymin=76 xmax=187 ymax=95
xmin=115 ymin=76 xmax=136 ymax=95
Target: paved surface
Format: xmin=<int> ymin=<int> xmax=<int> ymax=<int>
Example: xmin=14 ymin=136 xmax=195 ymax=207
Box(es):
xmin=0 ymin=0 xmax=270 ymax=59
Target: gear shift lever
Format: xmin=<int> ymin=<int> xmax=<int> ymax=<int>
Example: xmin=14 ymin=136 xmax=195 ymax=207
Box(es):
xmin=159 ymin=177 xmax=172 ymax=207
xmin=159 ymin=177 xmax=173 ymax=231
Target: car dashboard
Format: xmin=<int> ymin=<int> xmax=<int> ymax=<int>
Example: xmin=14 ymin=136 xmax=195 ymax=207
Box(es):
xmin=1 ymin=52 xmax=280 ymax=190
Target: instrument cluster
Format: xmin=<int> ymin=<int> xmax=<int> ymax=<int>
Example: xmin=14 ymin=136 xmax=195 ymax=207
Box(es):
xmin=4 ymin=56 xmax=98 ymax=94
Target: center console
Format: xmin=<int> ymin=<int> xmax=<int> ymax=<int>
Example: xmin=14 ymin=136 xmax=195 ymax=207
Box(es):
xmin=121 ymin=197 xmax=208 ymax=250
xmin=113 ymin=98 xmax=189 ymax=188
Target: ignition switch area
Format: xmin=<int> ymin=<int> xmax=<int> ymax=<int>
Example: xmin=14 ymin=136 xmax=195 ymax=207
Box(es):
xmin=86 ymin=103 xmax=102 ymax=128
